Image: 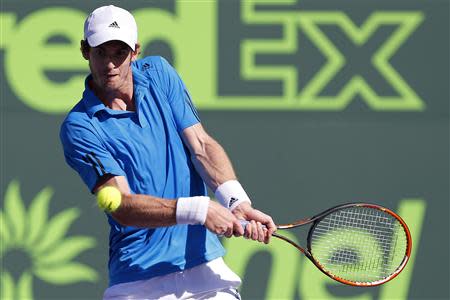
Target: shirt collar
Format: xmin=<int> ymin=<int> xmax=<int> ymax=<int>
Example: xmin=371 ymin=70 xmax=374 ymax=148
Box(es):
xmin=83 ymin=75 xmax=105 ymax=118
xmin=83 ymin=65 xmax=150 ymax=119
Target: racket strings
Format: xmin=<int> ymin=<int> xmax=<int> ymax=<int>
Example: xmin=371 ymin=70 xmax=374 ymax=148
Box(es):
xmin=310 ymin=207 xmax=407 ymax=283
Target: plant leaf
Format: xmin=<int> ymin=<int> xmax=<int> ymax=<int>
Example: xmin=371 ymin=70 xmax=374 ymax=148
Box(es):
xmin=26 ymin=187 xmax=53 ymax=247
xmin=34 ymin=262 xmax=98 ymax=285
xmin=17 ymin=271 xmax=33 ymax=300
xmin=1 ymin=271 xmax=14 ymax=300
xmin=4 ymin=180 xmax=26 ymax=245
xmin=35 ymin=236 xmax=96 ymax=266
xmin=0 ymin=211 xmax=11 ymax=256
xmin=33 ymin=208 xmax=80 ymax=255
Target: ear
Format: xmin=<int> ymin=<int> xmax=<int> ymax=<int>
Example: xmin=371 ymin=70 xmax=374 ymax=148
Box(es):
xmin=131 ymin=43 xmax=141 ymax=61
xmin=80 ymin=40 xmax=90 ymax=60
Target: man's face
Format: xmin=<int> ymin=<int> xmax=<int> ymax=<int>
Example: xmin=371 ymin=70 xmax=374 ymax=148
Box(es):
xmin=85 ymin=40 xmax=138 ymax=92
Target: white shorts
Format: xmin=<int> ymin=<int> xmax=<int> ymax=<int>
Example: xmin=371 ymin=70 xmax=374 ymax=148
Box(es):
xmin=103 ymin=258 xmax=242 ymax=300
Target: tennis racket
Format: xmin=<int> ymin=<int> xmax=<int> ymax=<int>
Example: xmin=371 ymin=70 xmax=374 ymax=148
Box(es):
xmin=242 ymin=203 xmax=412 ymax=287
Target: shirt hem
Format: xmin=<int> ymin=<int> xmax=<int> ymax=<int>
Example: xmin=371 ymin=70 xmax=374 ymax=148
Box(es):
xmin=108 ymin=248 xmax=226 ymax=287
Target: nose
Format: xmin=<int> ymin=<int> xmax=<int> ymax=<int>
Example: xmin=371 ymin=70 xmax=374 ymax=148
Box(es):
xmin=102 ymin=55 xmax=117 ymax=71
xmin=106 ymin=59 xmax=115 ymax=69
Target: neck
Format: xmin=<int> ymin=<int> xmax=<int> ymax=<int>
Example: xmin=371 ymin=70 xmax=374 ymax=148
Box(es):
xmin=90 ymin=74 xmax=135 ymax=111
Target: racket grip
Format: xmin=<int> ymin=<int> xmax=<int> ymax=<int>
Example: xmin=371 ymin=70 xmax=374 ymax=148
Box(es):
xmin=218 ymin=220 xmax=267 ymax=237
xmin=240 ymin=220 xmax=248 ymax=229
xmin=239 ymin=220 xmax=267 ymax=230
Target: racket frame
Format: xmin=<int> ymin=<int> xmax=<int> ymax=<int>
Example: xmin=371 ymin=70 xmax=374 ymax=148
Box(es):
xmin=275 ymin=203 xmax=412 ymax=287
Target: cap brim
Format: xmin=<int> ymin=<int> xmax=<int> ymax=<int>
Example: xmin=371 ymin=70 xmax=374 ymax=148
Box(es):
xmin=87 ymin=28 xmax=135 ymax=50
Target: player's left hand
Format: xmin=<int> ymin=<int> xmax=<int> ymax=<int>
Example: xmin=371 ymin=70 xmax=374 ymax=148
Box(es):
xmin=232 ymin=202 xmax=276 ymax=244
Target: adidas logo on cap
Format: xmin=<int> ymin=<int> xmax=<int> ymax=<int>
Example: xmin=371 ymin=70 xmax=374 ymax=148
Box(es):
xmin=108 ymin=21 xmax=120 ymax=29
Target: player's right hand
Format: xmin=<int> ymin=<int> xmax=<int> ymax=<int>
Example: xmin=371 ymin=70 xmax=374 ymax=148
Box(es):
xmin=204 ymin=201 xmax=244 ymax=237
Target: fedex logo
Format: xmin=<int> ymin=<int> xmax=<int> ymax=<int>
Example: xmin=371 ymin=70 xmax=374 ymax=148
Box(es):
xmin=0 ymin=0 xmax=425 ymax=113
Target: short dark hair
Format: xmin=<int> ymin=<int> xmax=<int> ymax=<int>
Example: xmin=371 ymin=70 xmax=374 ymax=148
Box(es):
xmin=80 ymin=39 xmax=91 ymax=53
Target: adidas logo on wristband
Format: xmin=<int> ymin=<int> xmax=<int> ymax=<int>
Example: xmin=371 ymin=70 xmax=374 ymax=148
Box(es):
xmin=229 ymin=197 xmax=239 ymax=208
xmin=215 ymin=180 xmax=251 ymax=211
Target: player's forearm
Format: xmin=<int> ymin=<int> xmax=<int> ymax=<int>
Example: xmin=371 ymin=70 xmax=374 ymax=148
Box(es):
xmin=111 ymin=193 xmax=177 ymax=228
xmin=181 ymin=124 xmax=251 ymax=210
xmin=189 ymin=136 xmax=237 ymax=191
xmin=181 ymin=123 xmax=238 ymax=191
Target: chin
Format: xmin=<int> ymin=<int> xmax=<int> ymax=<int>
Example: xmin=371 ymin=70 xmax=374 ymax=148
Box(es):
xmin=104 ymin=81 xmax=120 ymax=91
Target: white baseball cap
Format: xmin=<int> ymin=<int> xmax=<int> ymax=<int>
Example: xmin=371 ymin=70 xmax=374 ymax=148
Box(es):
xmin=84 ymin=5 xmax=137 ymax=50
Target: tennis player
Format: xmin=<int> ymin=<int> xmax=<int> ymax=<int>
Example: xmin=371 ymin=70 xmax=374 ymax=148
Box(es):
xmin=60 ymin=5 xmax=276 ymax=299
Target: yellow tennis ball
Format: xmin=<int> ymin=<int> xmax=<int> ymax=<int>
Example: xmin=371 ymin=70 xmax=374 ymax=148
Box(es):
xmin=97 ymin=186 xmax=122 ymax=212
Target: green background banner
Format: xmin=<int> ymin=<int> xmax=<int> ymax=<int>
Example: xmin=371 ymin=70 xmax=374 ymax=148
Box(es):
xmin=1 ymin=0 xmax=448 ymax=299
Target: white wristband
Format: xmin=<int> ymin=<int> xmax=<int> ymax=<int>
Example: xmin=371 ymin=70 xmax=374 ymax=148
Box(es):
xmin=176 ymin=196 xmax=210 ymax=225
xmin=214 ymin=180 xmax=251 ymax=211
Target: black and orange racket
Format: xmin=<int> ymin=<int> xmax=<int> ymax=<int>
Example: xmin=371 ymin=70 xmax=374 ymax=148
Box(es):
xmin=242 ymin=203 xmax=412 ymax=287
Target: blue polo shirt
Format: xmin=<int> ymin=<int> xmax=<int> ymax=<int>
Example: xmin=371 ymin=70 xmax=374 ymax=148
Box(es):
xmin=60 ymin=56 xmax=225 ymax=286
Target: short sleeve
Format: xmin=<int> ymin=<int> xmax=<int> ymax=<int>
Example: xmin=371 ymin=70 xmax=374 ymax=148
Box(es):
xmin=60 ymin=119 xmax=126 ymax=192
xmin=159 ymin=57 xmax=201 ymax=132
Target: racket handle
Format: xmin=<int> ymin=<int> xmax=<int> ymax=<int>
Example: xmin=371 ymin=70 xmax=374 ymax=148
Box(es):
xmin=239 ymin=220 xmax=267 ymax=230
xmin=240 ymin=220 xmax=248 ymax=229
xmin=218 ymin=221 xmax=246 ymax=237
xmin=217 ymin=220 xmax=268 ymax=237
